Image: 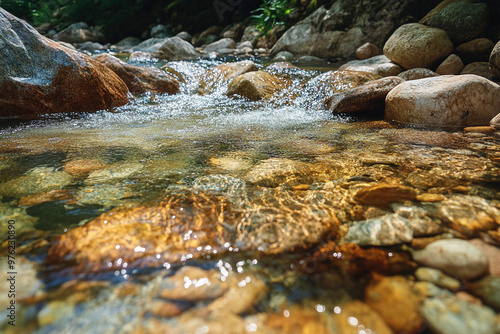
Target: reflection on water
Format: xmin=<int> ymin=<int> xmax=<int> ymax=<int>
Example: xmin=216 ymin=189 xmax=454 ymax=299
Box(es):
xmin=0 ymin=60 xmax=499 ymax=333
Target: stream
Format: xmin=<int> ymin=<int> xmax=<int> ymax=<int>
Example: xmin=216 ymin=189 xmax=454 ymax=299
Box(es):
xmin=1 ymin=58 xmax=499 ymax=333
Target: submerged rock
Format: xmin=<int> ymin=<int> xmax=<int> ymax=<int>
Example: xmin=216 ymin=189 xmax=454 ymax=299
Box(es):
xmin=94 ymin=54 xmax=180 ymax=95
xmin=353 ymin=183 xmax=417 ymax=207
xmin=339 ymin=55 xmax=403 ymax=77
xmin=385 ymin=75 xmax=500 ymax=127
xmin=227 ymin=71 xmax=290 ymax=101
xmin=412 ymin=239 xmax=489 ymax=280
xmin=383 ymin=23 xmax=453 ymax=70
xmin=415 ymin=267 xmax=461 ymax=291
xmin=0 ymin=9 xmax=129 ymax=118
xmin=467 ymin=276 xmax=500 ymax=311
xmin=365 ymin=275 xmax=425 ymax=334
xmin=47 ymin=191 xmax=239 ymax=272
xmin=342 ymin=214 xmax=413 ymax=246
xmin=422 ymin=295 xmax=497 ymax=334
xmin=333 ymin=300 xmax=394 ymax=334
xmin=199 ymin=60 xmax=257 ymax=94
xmin=303 ymin=70 xmax=380 ymax=109
xmin=0 ymin=167 xmax=73 ymax=198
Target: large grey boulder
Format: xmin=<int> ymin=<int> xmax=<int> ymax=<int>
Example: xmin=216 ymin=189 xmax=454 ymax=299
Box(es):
xmin=153 ymin=36 xmax=199 ymax=61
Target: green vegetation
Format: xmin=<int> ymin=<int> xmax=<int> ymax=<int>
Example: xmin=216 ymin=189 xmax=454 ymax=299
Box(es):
xmin=250 ymin=0 xmax=291 ymax=36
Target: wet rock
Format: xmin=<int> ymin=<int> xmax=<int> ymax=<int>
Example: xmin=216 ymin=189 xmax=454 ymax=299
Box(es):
xmin=461 ymin=62 xmax=497 ymax=81
xmin=94 ymin=54 xmax=180 ymax=95
xmin=0 ymin=256 xmax=44 ymax=304
xmin=78 ymin=42 xmax=107 ymax=52
xmin=131 ymin=37 xmax=168 ymax=53
xmin=394 ymin=205 xmax=444 ymax=236
xmin=365 ymin=275 xmax=425 ymax=334
xmin=0 ymin=9 xmax=129 ymax=118
xmin=303 ymin=70 xmax=380 ymax=109
xmin=325 ymin=76 xmax=404 ymax=114
xmin=54 ymin=22 xmax=104 ymax=44
xmin=464 ymin=126 xmax=496 ymax=134
xmin=356 ymin=42 xmax=381 ymax=60
xmin=397 ymin=68 xmax=439 ymax=81
xmin=203 ymin=38 xmax=235 ymax=53
xmin=245 ymin=158 xmax=325 ymax=187
xmin=422 ymin=295 xmax=497 ymax=334
xmin=200 ymin=60 xmax=257 ymax=94
xmin=63 ymin=159 xmax=106 ymax=177
xmin=490 ymin=40 xmax=500 ymax=77
xmin=307 ymin=242 xmax=416 ymax=275
xmin=222 ymin=23 xmax=244 ymax=41
xmin=273 ymin=51 xmax=294 ymax=62
xmin=84 ymin=163 xmax=143 ymax=185
xmin=436 ymin=195 xmax=500 ymax=238
xmin=415 ymin=267 xmax=461 ymax=291
xmin=491 ymin=113 xmax=500 ymax=130
xmin=383 ymin=23 xmax=453 ymax=70
xmin=455 ymin=38 xmax=495 ymax=64
xmin=354 ymin=183 xmax=417 ymax=207
xmin=412 ymin=239 xmax=489 ymax=280
xmin=385 ymin=75 xmax=500 ymax=127
xmin=436 ymin=53 xmax=464 ymax=75
xmin=175 ymin=31 xmax=192 ymax=42
xmin=76 ymin=183 xmax=134 ymax=208
xmin=112 ymin=36 xmax=141 ymax=52
xmin=467 ymin=276 xmax=500 ymax=311
xmin=416 ymin=193 xmax=446 ymax=202
xmin=37 ymin=300 xmax=75 ymax=326
xmin=339 ymin=55 xmax=403 ymax=77
xmin=19 ymin=189 xmax=74 ymax=206
xmin=333 ymin=300 xmax=393 ymax=334
xmin=153 ymin=37 xmax=198 ymax=61
xmin=424 ymin=1 xmax=490 ymax=45
xmin=0 ymin=203 xmax=38 ymax=240
xmin=192 ymin=174 xmax=247 ymax=205
xmin=0 ymin=167 xmax=73 ymax=198
xmin=47 ymin=191 xmax=239 ymax=272
xmin=227 ymin=71 xmax=290 ymax=101
xmin=158 ymin=266 xmax=228 ymax=301
xmin=469 ymin=239 xmax=500 ymax=277
xmin=342 ymin=214 xmax=413 ymax=246
xmin=236 ymin=187 xmax=343 ymax=254
xmin=147 ymin=300 xmax=185 ymax=318
xmin=384 ymin=128 xmax=470 ymax=149
xmin=406 ymin=168 xmax=457 ymax=189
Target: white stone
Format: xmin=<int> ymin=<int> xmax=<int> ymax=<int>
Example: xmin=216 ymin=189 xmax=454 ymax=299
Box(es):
xmin=412 ymin=239 xmax=489 ymax=280
xmin=385 ymin=74 xmax=500 ymax=127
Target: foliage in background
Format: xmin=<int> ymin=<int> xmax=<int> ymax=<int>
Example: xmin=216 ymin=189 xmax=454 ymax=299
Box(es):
xmin=250 ymin=0 xmax=291 ymax=36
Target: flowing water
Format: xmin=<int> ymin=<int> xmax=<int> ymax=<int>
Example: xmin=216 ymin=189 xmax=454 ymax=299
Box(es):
xmin=1 ymin=59 xmax=499 ymax=333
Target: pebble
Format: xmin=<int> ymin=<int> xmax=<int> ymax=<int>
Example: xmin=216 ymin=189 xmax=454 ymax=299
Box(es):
xmin=412 ymin=239 xmax=489 ymax=280
xmin=365 ymin=275 xmax=425 ymax=334
xmin=469 ymin=239 xmax=500 ymax=276
xmin=416 ymin=193 xmax=446 ymax=202
xmin=415 ymin=267 xmax=461 ymax=290
xmin=342 ymin=214 xmax=413 ymax=246
xmin=422 ymin=295 xmax=497 ymax=334
xmin=467 ymin=276 xmax=500 ymax=311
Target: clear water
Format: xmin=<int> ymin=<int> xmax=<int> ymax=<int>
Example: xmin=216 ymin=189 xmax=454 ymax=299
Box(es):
xmin=0 ymin=59 xmax=499 ymax=333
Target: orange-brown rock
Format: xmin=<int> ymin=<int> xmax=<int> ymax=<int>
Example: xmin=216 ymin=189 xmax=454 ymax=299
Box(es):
xmin=365 ymin=275 xmax=425 ymax=334
xmin=325 ymin=76 xmax=404 ymax=114
xmin=94 ymin=54 xmax=180 ymax=95
xmin=63 ymin=159 xmax=106 ymax=176
xmin=199 ymin=60 xmax=257 ymax=94
xmin=227 ymin=71 xmax=291 ymax=101
xmin=47 ymin=191 xmax=239 ymax=273
xmin=18 ymin=189 xmax=74 ymax=206
xmin=354 ymin=183 xmax=417 ymax=207
xmin=0 ymin=9 xmax=129 ymax=119
xmin=302 ymin=242 xmax=417 ymax=275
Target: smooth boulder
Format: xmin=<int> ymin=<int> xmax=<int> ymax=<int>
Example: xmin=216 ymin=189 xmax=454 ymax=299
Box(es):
xmin=153 ymin=36 xmax=198 ymax=61
xmin=412 ymin=239 xmax=489 ymax=280
xmin=383 ymin=23 xmax=453 ymax=70
xmin=325 ymin=76 xmax=404 ymax=114
xmin=489 ymin=40 xmax=500 ymax=77
xmin=339 ymin=55 xmax=403 ymax=77
xmin=0 ymin=9 xmax=129 ymax=118
xmin=436 ymin=54 xmax=464 ymax=75
xmin=95 ymin=54 xmax=180 ymax=95
xmin=385 ymin=75 xmax=500 ymax=127
xmin=227 ymin=71 xmax=290 ymax=101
